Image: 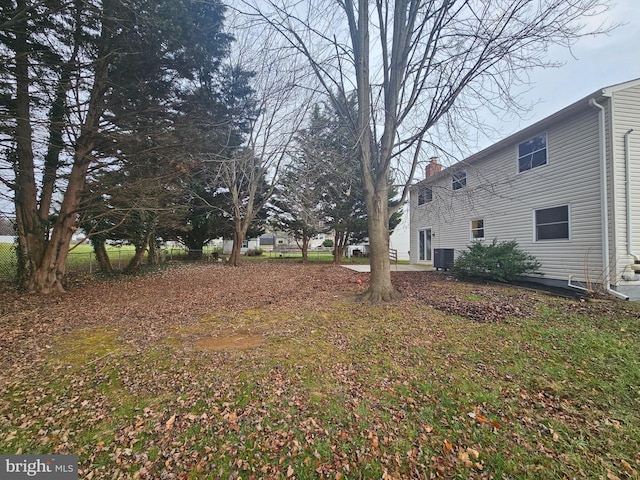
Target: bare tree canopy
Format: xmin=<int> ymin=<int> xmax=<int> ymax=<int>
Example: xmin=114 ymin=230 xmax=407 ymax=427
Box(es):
xmin=236 ymin=0 xmax=613 ymax=302
xmin=201 ymin=18 xmax=316 ymax=266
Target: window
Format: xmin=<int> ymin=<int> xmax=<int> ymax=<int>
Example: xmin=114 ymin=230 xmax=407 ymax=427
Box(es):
xmin=471 ymin=219 xmax=484 ymax=239
xmin=418 ymin=229 xmax=432 ymax=262
xmin=518 ymin=133 xmax=547 ymax=172
xmin=535 ymin=205 xmax=569 ymax=240
xmin=242 ymin=239 xmax=249 ymax=248
xmin=418 ymin=186 xmax=432 ymax=205
xmin=452 ymin=170 xmax=466 ymax=190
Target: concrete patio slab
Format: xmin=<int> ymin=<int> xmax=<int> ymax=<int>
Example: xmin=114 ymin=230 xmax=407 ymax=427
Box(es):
xmin=342 ymin=264 xmax=435 ymax=273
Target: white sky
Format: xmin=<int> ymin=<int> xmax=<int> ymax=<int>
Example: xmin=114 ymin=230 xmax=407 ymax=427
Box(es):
xmin=487 ymin=0 xmax=639 ymax=145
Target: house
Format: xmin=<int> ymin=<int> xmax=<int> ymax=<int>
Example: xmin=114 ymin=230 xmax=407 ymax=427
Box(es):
xmin=410 ymin=78 xmax=640 ymax=300
xmin=258 ymin=234 xmax=289 ymax=252
xmin=222 ymin=238 xmax=260 ymax=255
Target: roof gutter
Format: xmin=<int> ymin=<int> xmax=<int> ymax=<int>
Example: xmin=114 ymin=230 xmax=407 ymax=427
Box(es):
xmin=589 ymin=98 xmax=629 ymax=300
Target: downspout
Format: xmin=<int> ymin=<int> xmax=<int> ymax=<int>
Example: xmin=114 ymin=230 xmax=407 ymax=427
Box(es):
xmin=624 ymin=129 xmax=638 ymax=260
xmin=588 ymin=98 xmax=629 ymax=300
xmin=568 ymin=275 xmax=591 ymax=294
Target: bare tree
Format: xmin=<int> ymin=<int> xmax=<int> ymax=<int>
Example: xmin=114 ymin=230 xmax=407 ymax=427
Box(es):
xmin=238 ymin=0 xmax=613 ymax=302
xmin=213 ymin=20 xmax=315 ymax=266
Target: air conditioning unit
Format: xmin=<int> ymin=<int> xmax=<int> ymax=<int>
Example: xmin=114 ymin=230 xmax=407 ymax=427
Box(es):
xmin=433 ymin=248 xmax=454 ymax=271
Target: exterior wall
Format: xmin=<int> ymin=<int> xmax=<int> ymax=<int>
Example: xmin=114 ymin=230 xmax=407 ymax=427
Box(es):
xmin=410 ymin=104 xmax=607 ymax=286
xmin=610 ymin=84 xmax=640 ymax=293
xmin=222 ymin=238 xmax=259 ymax=254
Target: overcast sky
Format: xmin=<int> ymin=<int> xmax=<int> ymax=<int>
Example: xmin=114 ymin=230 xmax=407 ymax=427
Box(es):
xmin=494 ymin=0 xmax=639 ymax=139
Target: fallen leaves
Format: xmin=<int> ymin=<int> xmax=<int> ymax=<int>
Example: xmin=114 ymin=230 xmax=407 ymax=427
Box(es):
xmin=1 ymin=263 xmax=639 ymax=479
xmin=394 ymin=273 xmax=536 ymax=323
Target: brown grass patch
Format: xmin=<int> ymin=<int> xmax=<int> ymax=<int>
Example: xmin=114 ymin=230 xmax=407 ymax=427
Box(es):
xmin=192 ymin=332 xmax=264 ymax=351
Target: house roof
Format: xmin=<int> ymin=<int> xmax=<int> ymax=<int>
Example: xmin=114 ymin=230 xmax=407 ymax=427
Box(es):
xmin=416 ymin=76 xmax=640 ymax=186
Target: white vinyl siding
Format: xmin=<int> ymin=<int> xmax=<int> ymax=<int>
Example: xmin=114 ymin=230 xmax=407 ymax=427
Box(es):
xmin=410 ymin=105 xmax=604 ymax=283
xmin=610 ymin=84 xmax=640 ymax=286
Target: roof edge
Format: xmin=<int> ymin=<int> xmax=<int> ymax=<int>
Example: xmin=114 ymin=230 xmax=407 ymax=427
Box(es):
xmin=414 ymin=77 xmax=640 ymax=186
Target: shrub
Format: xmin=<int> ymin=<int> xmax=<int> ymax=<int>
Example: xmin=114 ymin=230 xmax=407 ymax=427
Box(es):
xmin=452 ymin=239 xmax=541 ymax=283
xmin=322 ymin=239 xmax=334 ymax=248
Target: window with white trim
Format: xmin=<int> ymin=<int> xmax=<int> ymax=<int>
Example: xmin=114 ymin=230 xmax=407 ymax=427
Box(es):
xmin=452 ymin=170 xmax=466 ymax=190
xmin=518 ymin=133 xmax=547 ymax=172
xmin=535 ymin=205 xmax=569 ymax=241
xmin=471 ymin=219 xmax=484 ymax=239
xmin=418 ymin=186 xmax=432 ymax=205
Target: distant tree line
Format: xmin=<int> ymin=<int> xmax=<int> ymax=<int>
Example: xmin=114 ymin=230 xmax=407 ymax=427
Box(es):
xmin=0 ymin=0 xmax=404 ymax=291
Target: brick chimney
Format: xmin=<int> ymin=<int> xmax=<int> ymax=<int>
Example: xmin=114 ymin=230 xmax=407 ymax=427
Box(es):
xmin=425 ymin=157 xmax=442 ymax=178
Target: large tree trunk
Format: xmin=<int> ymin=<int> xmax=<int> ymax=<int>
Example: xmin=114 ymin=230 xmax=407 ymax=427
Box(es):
xmin=360 ymin=187 xmax=400 ymax=303
xmin=93 ymin=240 xmax=114 ymax=274
xmin=352 ymin=0 xmax=397 ymax=302
xmin=300 ymin=234 xmax=309 ymax=264
xmin=229 ymin=224 xmax=245 ymax=267
xmin=147 ymin=236 xmax=158 ymax=265
xmin=13 ymin=1 xmax=47 ymax=289
xmin=39 ymin=63 xmax=74 ymax=222
xmin=125 ymin=235 xmax=150 ymax=273
xmin=25 ymin=138 xmax=97 ymax=292
xmin=333 ymin=232 xmax=345 ymax=265
xmin=14 ymin=3 xmax=111 ymax=293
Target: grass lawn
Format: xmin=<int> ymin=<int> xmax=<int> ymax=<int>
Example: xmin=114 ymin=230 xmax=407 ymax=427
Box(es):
xmin=0 ymin=243 xmax=374 ymax=282
xmin=0 ymin=242 xmax=16 ymax=279
xmin=0 ymin=263 xmax=638 ymax=479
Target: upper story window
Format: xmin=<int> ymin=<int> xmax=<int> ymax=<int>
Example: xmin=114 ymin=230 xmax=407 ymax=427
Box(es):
xmin=418 ymin=186 xmax=432 ymax=205
xmin=535 ymin=205 xmax=569 ymax=241
xmin=452 ymin=170 xmax=467 ymax=190
xmin=518 ymin=133 xmax=547 ymax=173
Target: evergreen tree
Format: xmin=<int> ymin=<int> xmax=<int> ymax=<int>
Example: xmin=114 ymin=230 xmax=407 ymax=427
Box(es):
xmin=284 ymin=100 xmax=402 ymax=264
xmin=0 ymin=0 xmax=241 ymax=291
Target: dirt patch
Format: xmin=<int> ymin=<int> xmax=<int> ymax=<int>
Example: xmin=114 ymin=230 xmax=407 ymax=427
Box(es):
xmin=193 ymin=333 xmax=264 ymax=351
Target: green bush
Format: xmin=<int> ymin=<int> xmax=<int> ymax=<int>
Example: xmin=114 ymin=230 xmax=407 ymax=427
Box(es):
xmin=322 ymin=239 xmax=334 ymax=248
xmin=452 ymin=239 xmax=541 ymax=283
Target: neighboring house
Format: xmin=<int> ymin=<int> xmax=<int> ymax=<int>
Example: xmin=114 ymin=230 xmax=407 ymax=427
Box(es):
xmin=258 ymin=234 xmax=288 ymax=252
xmin=410 ymin=78 xmax=640 ymax=300
xmin=222 ymin=238 xmax=259 ymax=255
xmin=390 ymin=204 xmax=411 ymax=261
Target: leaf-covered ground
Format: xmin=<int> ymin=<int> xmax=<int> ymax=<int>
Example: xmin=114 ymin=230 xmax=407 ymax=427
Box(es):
xmin=1 ymin=262 xmax=639 ymax=479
